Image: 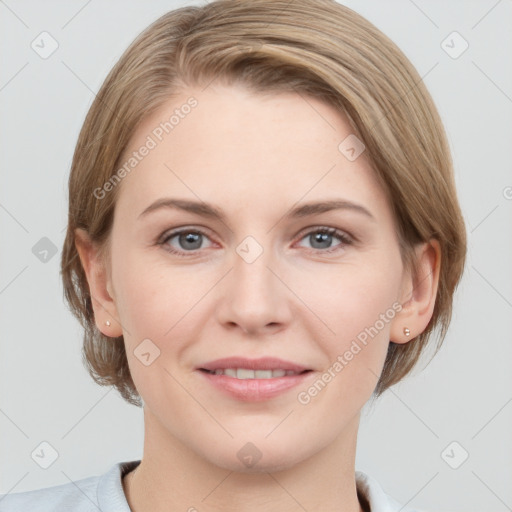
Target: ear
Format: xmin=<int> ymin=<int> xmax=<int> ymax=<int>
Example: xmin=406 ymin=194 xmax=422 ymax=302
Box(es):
xmin=390 ymin=239 xmax=441 ymax=344
xmin=74 ymin=228 xmax=123 ymax=337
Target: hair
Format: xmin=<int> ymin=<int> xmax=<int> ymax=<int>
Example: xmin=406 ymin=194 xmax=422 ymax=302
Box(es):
xmin=60 ymin=0 xmax=467 ymax=407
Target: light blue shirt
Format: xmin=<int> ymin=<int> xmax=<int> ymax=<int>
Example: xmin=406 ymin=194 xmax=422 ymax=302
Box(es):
xmin=0 ymin=460 xmax=423 ymax=511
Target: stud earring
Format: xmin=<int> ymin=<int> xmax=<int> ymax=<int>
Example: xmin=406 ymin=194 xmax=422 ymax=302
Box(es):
xmin=105 ymin=320 xmax=111 ymax=327
xmin=403 ymin=327 xmax=410 ymax=337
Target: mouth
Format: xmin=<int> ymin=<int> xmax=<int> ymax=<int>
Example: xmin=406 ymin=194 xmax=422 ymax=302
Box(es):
xmin=199 ymin=368 xmax=312 ymax=379
xmin=196 ymin=357 xmax=314 ymax=401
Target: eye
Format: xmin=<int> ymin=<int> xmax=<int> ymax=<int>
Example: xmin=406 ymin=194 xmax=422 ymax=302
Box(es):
xmin=158 ymin=225 xmax=353 ymax=257
xmin=159 ymin=228 xmax=214 ymax=257
xmin=295 ymin=227 xmax=352 ymax=254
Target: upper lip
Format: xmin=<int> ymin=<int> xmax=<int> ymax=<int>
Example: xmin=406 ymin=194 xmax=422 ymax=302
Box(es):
xmin=198 ymin=357 xmax=310 ymax=373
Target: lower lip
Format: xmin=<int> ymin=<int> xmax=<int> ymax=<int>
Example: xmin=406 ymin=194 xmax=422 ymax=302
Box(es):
xmin=198 ymin=370 xmax=313 ymax=401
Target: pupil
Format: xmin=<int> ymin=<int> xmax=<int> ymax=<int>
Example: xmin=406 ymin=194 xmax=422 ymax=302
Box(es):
xmin=180 ymin=232 xmax=202 ymax=250
xmin=312 ymin=232 xmax=331 ymax=249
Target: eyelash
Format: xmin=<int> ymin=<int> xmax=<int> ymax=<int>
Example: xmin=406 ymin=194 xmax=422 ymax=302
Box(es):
xmin=158 ymin=226 xmax=353 ymax=258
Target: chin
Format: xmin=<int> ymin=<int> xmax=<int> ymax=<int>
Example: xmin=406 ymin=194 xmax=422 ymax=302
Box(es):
xmin=203 ymin=437 xmax=314 ymax=474
xmin=213 ymin=454 xmax=304 ymax=474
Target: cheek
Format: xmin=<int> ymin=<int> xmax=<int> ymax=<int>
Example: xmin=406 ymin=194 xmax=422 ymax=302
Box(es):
xmin=294 ymin=256 xmax=402 ymax=383
xmin=291 ymin=272 xmax=399 ymax=421
xmin=113 ymin=255 xmax=205 ymax=400
xmin=112 ymin=245 xmax=208 ymax=336
xmin=295 ymin=256 xmax=401 ymax=336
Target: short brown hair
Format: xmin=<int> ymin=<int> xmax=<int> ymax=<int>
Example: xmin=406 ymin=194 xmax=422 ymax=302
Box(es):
xmin=60 ymin=0 xmax=467 ymax=407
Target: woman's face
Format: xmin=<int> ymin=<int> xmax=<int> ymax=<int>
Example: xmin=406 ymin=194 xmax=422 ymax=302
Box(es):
xmin=105 ymin=83 xmax=410 ymax=471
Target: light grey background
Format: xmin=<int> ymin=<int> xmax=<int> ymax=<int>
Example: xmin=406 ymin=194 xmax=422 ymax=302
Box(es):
xmin=1 ymin=1 xmax=511 ymax=511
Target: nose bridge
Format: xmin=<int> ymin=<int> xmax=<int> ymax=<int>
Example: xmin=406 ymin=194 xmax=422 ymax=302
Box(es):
xmin=232 ymin=234 xmax=278 ymax=305
xmin=217 ymin=232 xmax=289 ymax=333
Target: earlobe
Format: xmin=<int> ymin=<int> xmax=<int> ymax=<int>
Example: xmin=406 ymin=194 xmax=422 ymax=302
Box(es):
xmin=74 ymin=228 xmax=122 ymax=337
xmin=390 ymin=239 xmax=441 ymax=344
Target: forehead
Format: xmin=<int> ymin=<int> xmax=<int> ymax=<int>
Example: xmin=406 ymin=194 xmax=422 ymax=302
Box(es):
xmin=114 ymin=84 xmax=391 ymax=223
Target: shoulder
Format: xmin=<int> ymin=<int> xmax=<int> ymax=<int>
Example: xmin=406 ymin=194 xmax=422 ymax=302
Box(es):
xmin=0 ymin=460 xmax=140 ymax=512
xmin=0 ymin=475 xmax=99 ymax=512
xmin=355 ymin=471 xmax=431 ymax=512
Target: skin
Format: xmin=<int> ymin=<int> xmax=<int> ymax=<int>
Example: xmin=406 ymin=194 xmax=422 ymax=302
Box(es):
xmin=76 ymin=82 xmax=440 ymax=512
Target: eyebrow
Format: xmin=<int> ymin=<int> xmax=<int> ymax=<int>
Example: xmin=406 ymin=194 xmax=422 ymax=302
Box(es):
xmin=137 ymin=198 xmax=376 ymax=222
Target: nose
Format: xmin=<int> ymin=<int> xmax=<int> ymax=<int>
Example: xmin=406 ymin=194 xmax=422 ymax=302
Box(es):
xmin=215 ymin=243 xmax=292 ymax=336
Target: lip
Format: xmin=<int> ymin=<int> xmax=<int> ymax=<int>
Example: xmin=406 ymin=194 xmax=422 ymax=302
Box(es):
xmin=197 ymin=357 xmax=313 ymax=402
xmin=198 ymin=357 xmax=309 ymax=373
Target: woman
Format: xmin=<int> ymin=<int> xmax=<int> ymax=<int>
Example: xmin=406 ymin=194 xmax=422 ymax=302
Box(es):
xmin=0 ymin=0 xmax=466 ymax=510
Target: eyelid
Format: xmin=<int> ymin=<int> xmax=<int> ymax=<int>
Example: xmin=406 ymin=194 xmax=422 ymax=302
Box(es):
xmin=158 ymin=225 xmax=214 ymax=244
xmin=294 ymin=225 xmax=354 ymax=243
xmin=159 ymin=224 xmax=354 ymax=242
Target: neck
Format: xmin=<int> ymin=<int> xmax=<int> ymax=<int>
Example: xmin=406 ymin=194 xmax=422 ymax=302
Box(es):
xmin=123 ymin=408 xmax=364 ymax=512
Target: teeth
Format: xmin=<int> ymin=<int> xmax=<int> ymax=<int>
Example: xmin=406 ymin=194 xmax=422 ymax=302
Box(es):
xmin=209 ymin=368 xmax=300 ymax=379
xmin=255 ymin=370 xmax=272 ymax=379
xmin=237 ymin=368 xmax=255 ymax=379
